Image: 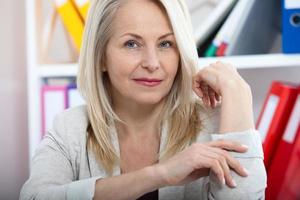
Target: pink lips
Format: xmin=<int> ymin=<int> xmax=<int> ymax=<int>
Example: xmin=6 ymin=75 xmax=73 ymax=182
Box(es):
xmin=133 ymin=78 xmax=162 ymax=87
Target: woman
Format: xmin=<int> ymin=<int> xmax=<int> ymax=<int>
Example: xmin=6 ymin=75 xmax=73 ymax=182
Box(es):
xmin=20 ymin=0 xmax=267 ymax=199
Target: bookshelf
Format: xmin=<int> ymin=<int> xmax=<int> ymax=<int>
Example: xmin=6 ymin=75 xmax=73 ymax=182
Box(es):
xmin=37 ymin=54 xmax=300 ymax=78
xmin=26 ymin=0 xmax=300 ymax=161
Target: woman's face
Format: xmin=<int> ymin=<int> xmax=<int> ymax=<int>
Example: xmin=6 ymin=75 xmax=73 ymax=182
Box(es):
xmin=105 ymin=0 xmax=180 ymax=106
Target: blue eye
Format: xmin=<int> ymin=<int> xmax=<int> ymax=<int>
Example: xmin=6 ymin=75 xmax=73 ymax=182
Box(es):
xmin=160 ymin=40 xmax=173 ymax=48
xmin=125 ymin=40 xmax=139 ymax=49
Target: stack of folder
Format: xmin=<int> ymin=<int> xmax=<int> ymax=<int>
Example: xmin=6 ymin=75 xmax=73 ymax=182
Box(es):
xmin=41 ymin=78 xmax=85 ymax=136
xmin=50 ymin=0 xmax=300 ymax=57
xmin=52 ymin=0 xmax=90 ymax=52
xmin=192 ymin=0 xmax=300 ymax=57
xmin=256 ymin=81 xmax=300 ymax=199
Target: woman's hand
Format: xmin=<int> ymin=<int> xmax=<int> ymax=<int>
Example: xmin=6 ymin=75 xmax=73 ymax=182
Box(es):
xmin=155 ymin=140 xmax=249 ymax=188
xmin=192 ymin=61 xmax=255 ymax=133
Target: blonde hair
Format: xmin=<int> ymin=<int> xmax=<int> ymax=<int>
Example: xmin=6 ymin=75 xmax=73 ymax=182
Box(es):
xmin=77 ymin=0 xmax=203 ymax=175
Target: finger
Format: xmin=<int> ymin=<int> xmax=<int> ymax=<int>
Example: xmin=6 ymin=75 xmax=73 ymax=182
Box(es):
xmin=209 ymin=140 xmax=248 ymax=153
xmin=204 ymin=95 xmax=210 ymax=107
xmin=195 ymin=153 xmax=225 ymax=185
xmin=200 ymin=84 xmax=210 ymax=107
xmin=212 ymin=148 xmax=248 ymax=178
xmin=221 ymin=159 xmax=237 ymax=188
xmin=217 ymin=154 xmax=237 ymax=188
xmin=193 ymin=68 xmax=207 ymax=84
xmin=208 ymin=88 xmax=216 ymax=108
xmin=203 ymin=157 xmax=225 ymax=185
xmin=192 ymin=78 xmax=204 ymax=98
xmin=193 ymin=85 xmax=204 ymax=98
xmin=196 ymin=89 xmax=204 ymax=99
xmin=203 ymin=148 xmax=236 ymax=188
xmin=194 ymin=66 xmax=219 ymax=93
xmin=215 ymin=92 xmax=221 ymax=102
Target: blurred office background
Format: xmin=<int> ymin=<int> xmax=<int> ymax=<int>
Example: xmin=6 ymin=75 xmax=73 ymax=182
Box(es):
xmin=1 ymin=0 xmax=300 ymax=199
xmin=0 ymin=0 xmax=28 ymax=200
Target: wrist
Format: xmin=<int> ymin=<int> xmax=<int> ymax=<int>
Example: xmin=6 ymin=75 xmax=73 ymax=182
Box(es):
xmin=221 ymin=80 xmax=252 ymax=99
xmin=219 ymin=82 xmax=255 ymax=133
xmin=144 ymin=165 xmax=166 ymax=190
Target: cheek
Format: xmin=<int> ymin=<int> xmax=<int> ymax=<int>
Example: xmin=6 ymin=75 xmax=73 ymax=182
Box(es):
xmin=107 ymin=65 xmax=128 ymax=88
xmin=106 ymin=56 xmax=139 ymax=89
xmin=164 ymin=55 xmax=180 ymax=81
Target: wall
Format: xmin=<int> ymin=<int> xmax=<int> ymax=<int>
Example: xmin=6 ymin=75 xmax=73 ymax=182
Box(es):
xmin=0 ymin=0 xmax=29 ymax=199
xmin=240 ymin=66 xmax=300 ymax=120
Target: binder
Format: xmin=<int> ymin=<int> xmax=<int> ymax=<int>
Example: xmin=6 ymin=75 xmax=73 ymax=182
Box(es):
xmin=226 ymin=0 xmax=280 ymax=55
xmin=41 ymin=85 xmax=68 ymax=136
xmin=266 ymin=87 xmax=300 ymax=199
xmin=67 ymin=84 xmax=85 ymax=108
xmin=52 ymin=0 xmax=84 ymax=51
xmin=256 ymin=81 xmax=299 ymax=169
xmin=204 ymin=15 xmax=228 ymax=57
xmin=209 ymin=0 xmax=250 ymax=57
xmin=282 ymin=0 xmax=300 ymax=53
xmin=278 ymin=124 xmax=300 ymax=200
xmin=71 ymin=0 xmax=90 ymax=20
xmin=44 ymin=77 xmax=76 ymax=86
xmin=186 ymin=0 xmax=237 ymax=47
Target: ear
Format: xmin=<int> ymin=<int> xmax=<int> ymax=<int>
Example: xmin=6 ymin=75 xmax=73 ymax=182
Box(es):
xmin=101 ymin=57 xmax=107 ymax=72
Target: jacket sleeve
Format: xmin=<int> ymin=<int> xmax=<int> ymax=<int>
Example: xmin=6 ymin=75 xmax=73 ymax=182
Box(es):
xmin=206 ymin=130 xmax=266 ymax=200
xmin=20 ymin=112 xmax=101 ymax=200
xmin=184 ymin=130 xmax=267 ymax=200
xmin=184 ymin=106 xmax=267 ymax=200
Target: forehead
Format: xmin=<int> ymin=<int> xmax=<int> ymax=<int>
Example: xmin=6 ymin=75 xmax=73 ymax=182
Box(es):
xmin=112 ymin=0 xmax=173 ymax=35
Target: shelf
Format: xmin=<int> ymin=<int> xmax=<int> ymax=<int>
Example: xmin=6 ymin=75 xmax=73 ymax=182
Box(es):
xmin=198 ymin=54 xmax=300 ymax=69
xmin=37 ymin=54 xmax=300 ymax=78
xmin=38 ymin=63 xmax=78 ymax=77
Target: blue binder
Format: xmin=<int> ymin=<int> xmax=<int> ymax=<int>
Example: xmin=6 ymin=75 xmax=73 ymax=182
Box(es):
xmin=282 ymin=0 xmax=300 ymax=53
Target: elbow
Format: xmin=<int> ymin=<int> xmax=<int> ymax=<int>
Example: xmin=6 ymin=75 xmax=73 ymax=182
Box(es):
xmin=210 ymin=158 xmax=267 ymax=200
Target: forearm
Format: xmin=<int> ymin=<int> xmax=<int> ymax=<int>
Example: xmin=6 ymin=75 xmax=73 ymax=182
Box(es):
xmin=219 ymin=83 xmax=255 ymax=133
xmin=93 ymin=166 xmax=163 ymax=200
xmin=208 ymin=130 xmax=267 ymax=199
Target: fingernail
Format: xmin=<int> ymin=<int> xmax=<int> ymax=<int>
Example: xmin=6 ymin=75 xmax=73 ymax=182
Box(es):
xmin=232 ymin=179 xmax=237 ymax=187
xmin=199 ymin=92 xmax=203 ymax=98
xmin=222 ymin=177 xmax=225 ymax=185
xmin=241 ymin=144 xmax=248 ymax=149
xmin=243 ymin=167 xmax=249 ymax=175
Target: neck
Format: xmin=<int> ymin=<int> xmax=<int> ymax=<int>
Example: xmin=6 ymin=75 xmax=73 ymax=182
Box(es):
xmin=113 ymin=98 xmax=164 ymax=139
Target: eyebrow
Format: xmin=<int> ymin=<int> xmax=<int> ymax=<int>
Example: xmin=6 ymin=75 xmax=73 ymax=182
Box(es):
xmin=120 ymin=32 xmax=174 ymax=40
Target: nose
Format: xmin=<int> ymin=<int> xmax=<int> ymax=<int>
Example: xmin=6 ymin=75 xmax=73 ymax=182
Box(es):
xmin=141 ymin=47 xmax=160 ymax=71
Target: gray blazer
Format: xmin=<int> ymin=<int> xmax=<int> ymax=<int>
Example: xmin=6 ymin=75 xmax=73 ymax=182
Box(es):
xmin=20 ymin=105 xmax=267 ymax=200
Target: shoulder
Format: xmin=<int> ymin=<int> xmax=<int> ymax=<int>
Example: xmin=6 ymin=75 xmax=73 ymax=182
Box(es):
xmin=53 ymin=105 xmax=89 ymax=131
xmin=54 ymin=104 xmax=88 ymax=126
xmin=48 ymin=105 xmax=89 ymax=146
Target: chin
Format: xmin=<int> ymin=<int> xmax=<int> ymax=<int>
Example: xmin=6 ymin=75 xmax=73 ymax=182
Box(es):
xmin=133 ymin=94 xmax=166 ymax=106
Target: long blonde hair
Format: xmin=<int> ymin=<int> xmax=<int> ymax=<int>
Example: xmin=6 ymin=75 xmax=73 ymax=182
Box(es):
xmin=77 ymin=0 xmax=203 ymax=175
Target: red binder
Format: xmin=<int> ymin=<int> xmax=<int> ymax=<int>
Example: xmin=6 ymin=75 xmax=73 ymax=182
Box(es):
xmin=278 ymin=124 xmax=300 ymax=200
xmin=266 ymin=87 xmax=300 ymax=199
xmin=256 ymin=81 xmax=299 ymax=170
